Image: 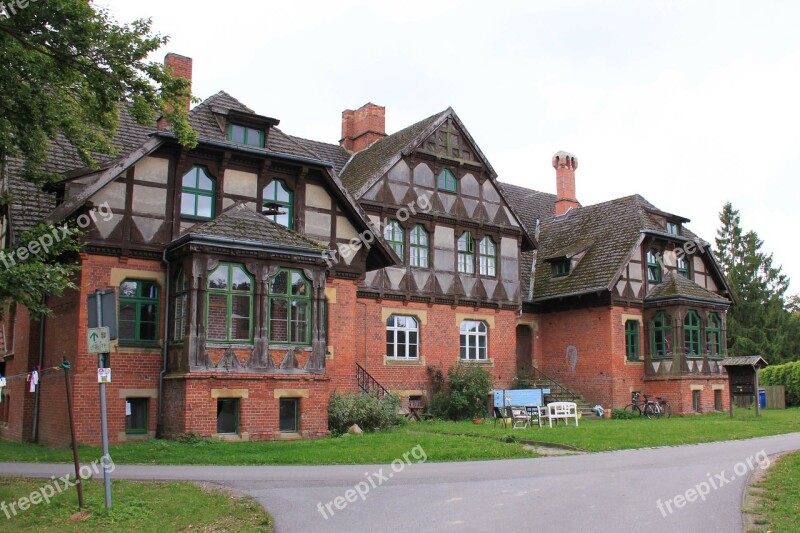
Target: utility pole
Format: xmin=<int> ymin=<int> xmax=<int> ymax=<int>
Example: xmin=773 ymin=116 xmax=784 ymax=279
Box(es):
xmin=95 ymin=289 xmax=112 ymax=508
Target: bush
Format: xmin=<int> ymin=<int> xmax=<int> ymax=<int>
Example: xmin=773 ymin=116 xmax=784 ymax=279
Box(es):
xmin=760 ymin=361 xmax=800 ymax=406
xmin=424 ymin=363 xmax=493 ymax=420
xmin=611 ymin=408 xmax=636 ymax=420
xmin=328 ymin=392 xmax=401 ymax=434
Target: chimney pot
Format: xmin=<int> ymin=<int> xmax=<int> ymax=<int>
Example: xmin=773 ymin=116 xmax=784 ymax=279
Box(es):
xmin=339 ymin=103 xmax=386 ymax=152
xmin=553 ymin=151 xmax=579 ymax=216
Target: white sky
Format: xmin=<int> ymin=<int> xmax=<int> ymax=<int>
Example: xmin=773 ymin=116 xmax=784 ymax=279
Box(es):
xmin=100 ymin=0 xmax=800 ymax=294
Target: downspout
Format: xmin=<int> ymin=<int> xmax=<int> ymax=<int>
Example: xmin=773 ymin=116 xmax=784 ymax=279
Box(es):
xmin=157 ymin=249 xmax=171 ymax=438
xmin=31 ymin=310 xmax=45 ymax=442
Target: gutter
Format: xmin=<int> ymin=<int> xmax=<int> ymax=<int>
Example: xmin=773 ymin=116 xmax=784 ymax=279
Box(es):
xmin=31 ymin=310 xmax=45 ymax=442
xmin=157 ymin=248 xmax=171 ymax=439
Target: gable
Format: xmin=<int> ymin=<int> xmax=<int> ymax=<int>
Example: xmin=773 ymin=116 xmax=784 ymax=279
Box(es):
xmin=417 ymin=116 xmax=479 ymax=164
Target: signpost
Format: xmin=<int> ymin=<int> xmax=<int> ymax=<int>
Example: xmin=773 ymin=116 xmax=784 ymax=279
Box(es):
xmin=87 ymin=290 xmax=115 ymax=509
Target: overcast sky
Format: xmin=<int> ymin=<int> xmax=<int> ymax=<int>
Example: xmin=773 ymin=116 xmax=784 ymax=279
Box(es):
xmin=100 ymin=0 xmax=800 ymax=294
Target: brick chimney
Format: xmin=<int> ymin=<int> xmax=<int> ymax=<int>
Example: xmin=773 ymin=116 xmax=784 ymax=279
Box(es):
xmin=553 ymin=151 xmax=579 ymax=216
xmin=157 ymin=53 xmax=192 ymax=130
xmin=340 ymin=103 xmax=386 ymax=152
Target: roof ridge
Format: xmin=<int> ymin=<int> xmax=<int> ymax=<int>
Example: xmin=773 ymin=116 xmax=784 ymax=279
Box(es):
xmin=270 ymin=128 xmax=320 ymax=159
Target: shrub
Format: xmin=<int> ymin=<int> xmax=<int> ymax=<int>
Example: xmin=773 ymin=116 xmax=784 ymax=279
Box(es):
xmin=760 ymin=361 xmax=800 ymax=406
xmin=425 ymin=363 xmax=493 ymax=420
xmin=328 ymin=392 xmax=401 ymax=434
xmin=611 ymin=408 xmax=636 ymax=420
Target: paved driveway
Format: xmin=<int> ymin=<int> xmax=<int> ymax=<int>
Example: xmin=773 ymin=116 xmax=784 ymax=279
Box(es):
xmin=2 ymin=432 xmax=799 ymax=532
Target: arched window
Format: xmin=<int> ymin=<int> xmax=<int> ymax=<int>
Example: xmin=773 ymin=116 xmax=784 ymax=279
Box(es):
xmin=437 ymin=168 xmax=457 ymax=192
xmin=460 ymin=320 xmax=487 ymax=360
xmin=409 ymin=225 xmax=429 ymax=268
xmin=646 ymin=248 xmax=661 ymax=283
xmin=386 ymin=315 xmax=419 ymax=359
xmin=181 ymin=166 xmax=215 ymax=219
xmin=268 ymin=269 xmax=312 ymax=345
xmin=262 ymin=179 xmax=293 ymax=228
xmin=706 ymin=313 xmax=721 ymax=357
xmin=207 ymin=263 xmax=253 ymax=342
xmin=651 ymin=311 xmax=672 ymax=358
xmin=173 ymin=271 xmax=188 ymax=342
xmin=457 ymin=232 xmax=475 ymax=274
xmin=684 ymin=310 xmax=701 ymax=356
xmin=677 ymin=256 xmax=690 ymax=278
xmin=625 ymin=320 xmax=640 ymax=361
xmin=478 ymin=236 xmax=496 ymax=276
xmin=119 ymin=279 xmax=159 ymax=344
xmin=384 ymin=220 xmax=405 ymax=263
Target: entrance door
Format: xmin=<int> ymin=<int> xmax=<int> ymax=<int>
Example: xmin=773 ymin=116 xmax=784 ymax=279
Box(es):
xmin=516 ymin=325 xmax=533 ymax=377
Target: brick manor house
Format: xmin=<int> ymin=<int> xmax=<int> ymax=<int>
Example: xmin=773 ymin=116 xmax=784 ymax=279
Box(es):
xmin=0 ymin=54 xmax=735 ymax=446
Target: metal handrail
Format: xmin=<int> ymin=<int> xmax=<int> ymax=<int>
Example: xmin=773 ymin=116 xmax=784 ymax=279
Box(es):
xmin=356 ymin=363 xmax=393 ymax=400
xmin=530 ymin=366 xmax=580 ymax=401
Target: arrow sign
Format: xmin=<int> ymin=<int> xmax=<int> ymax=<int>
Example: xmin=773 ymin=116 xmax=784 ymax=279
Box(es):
xmin=87 ymin=327 xmax=110 ymax=354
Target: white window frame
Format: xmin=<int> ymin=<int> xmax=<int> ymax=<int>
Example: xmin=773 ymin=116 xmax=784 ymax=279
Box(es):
xmin=460 ymin=320 xmax=488 ymax=360
xmin=386 ymin=315 xmax=419 ymax=359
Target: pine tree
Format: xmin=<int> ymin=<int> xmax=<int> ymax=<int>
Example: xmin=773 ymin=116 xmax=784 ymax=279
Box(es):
xmin=715 ymin=202 xmax=798 ymax=363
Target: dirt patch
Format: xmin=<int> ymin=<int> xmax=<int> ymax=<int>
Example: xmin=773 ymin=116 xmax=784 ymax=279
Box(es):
xmin=741 ymin=451 xmax=788 ymax=533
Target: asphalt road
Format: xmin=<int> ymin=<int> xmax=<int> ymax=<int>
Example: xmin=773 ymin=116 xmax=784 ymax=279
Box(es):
xmin=2 ymin=432 xmax=799 ymax=532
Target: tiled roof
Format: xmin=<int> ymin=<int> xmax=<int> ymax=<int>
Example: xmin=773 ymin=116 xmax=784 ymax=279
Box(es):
xmin=645 ymin=271 xmax=729 ymax=303
xmin=338 ymin=110 xmax=448 ymax=196
xmin=720 ymin=355 xmax=768 ymax=367
xmin=175 ymin=202 xmax=326 ymax=251
xmin=287 ymin=135 xmax=351 ymax=173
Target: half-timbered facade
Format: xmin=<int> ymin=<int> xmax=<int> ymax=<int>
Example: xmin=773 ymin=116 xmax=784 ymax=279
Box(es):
xmin=0 ymin=54 xmax=733 ymax=446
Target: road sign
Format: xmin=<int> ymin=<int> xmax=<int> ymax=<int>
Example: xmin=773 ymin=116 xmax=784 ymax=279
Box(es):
xmin=87 ymin=327 xmax=111 ymax=354
xmin=87 ymin=290 xmax=118 ymax=340
xmin=97 ymin=368 xmax=112 ymax=383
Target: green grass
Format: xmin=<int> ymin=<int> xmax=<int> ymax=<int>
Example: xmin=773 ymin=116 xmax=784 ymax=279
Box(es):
xmin=415 ymin=407 xmax=800 ymax=452
xmin=1 ymin=407 xmax=797 ymax=465
xmin=0 ymin=477 xmax=273 ymax=531
xmin=750 ymin=450 xmax=800 ymax=532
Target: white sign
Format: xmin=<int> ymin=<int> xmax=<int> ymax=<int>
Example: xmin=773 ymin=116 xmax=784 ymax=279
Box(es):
xmin=87 ymin=327 xmax=111 ymax=354
xmin=0 ymin=377 xmax=6 ymax=387
xmin=97 ymin=368 xmax=112 ymax=383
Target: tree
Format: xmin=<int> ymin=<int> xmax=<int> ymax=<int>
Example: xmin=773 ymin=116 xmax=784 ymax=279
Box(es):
xmin=0 ymin=1 xmax=196 ymax=317
xmin=715 ymin=202 xmax=799 ymax=363
xmin=0 ymin=0 xmax=196 ymax=185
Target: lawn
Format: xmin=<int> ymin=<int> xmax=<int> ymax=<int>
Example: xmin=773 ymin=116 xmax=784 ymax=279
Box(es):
xmin=0 ymin=407 xmax=797 ymax=465
xmin=749 ymin=450 xmax=800 ymax=532
xmin=0 ymin=477 xmax=273 ymax=531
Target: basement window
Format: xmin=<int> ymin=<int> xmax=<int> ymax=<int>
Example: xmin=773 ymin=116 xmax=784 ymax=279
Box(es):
xmin=217 ymin=398 xmax=239 ymax=434
xmin=279 ymin=398 xmax=299 ymax=433
xmin=692 ymin=390 xmax=701 ymax=413
xmin=552 ymin=259 xmax=570 ymax=277
xmin=714 ymin=389 xmax=722 ymax=411
xmin=228 ymin=124 xmax=265 ymax=148
xmin=125 ymin=398 xmax=148 ymax=435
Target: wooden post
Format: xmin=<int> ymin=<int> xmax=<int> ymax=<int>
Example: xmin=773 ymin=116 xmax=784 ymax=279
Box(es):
xmin=60 ymin=360 xmax=84 ymax=509
xmin=754 ymin=365 xmax=760 ymax=417
xmin=728 ymin=373 xmax=734 ymax=419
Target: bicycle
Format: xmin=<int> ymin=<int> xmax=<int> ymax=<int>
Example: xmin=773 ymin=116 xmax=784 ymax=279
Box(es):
xmin=656 ymin=396 xmax=672 ymax=418
xmin=623 ymin=392 xmax=643 ymax=417
xmin=623 ymin=393 xmax=671 ymax=419
xmin=642 ymin=394 xmax=661 ymax=419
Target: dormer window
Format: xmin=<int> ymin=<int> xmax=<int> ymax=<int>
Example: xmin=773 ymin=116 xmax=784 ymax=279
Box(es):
xmin=666 ymin=222 xmax=680 ymax=235
xmin=228 ymin=124 xmax=264 ymax=148
xmin=552 ymin=259 xmax=570 ymax=277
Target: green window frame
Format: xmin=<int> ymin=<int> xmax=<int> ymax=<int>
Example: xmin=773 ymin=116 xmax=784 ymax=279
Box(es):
xmin=206 ymin=263 xmax=254 ymax=343
xmin=625 ymin=320 xmax=640 ymax=361
xmin=268 ymin=269 xmax=312 ymax=345
xmin=646 ymin=248 xmax=661 ymax=283
xmin=460 ymin=320 xmax=488 ymax=360
xmin=409 ymin=225 xmax=429 ymax=268
xmin=384 ymin=220 xmax=405 ymax=263
xmin=684 ymin=310 xmax=701 ymax=357
xmin=457 ymin=232 xmax=475 ymax=274
xmin=228 ymin=124 xmax=265 ymax=148
xmin=119 ymin=279 xmax=159 ymax=345
xmin=125 ymin=398 xmax=148 ymax=435
xmin=437 ymin=169 xmax=457 ymax=192
xmin=651 ymin=311 xmax=672 ymax=358
xmin=478 ymin=236 xmax=496 ymax=276
xmin=180 ymin=166 xmax=215 ymax=219
xmin=706 ymin=313 xmax=721 ymax=357
xmin=173 ymin=271 xmax=188 ymax=342
xmin=552 ymin=260 xmax=570 ymax=277
xmin=262 ymin=179 xmax=293 ymax=228
xmin=677 ymin=256 xmax=690 ymax=278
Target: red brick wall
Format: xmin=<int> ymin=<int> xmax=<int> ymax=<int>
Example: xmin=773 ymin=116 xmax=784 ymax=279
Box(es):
xmin=645 ymin=379 xmax=729 ymax=415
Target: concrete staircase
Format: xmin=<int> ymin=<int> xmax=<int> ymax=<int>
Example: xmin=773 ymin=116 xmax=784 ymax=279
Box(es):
xmin=518 ymin=372 xmax=601 ymax=419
